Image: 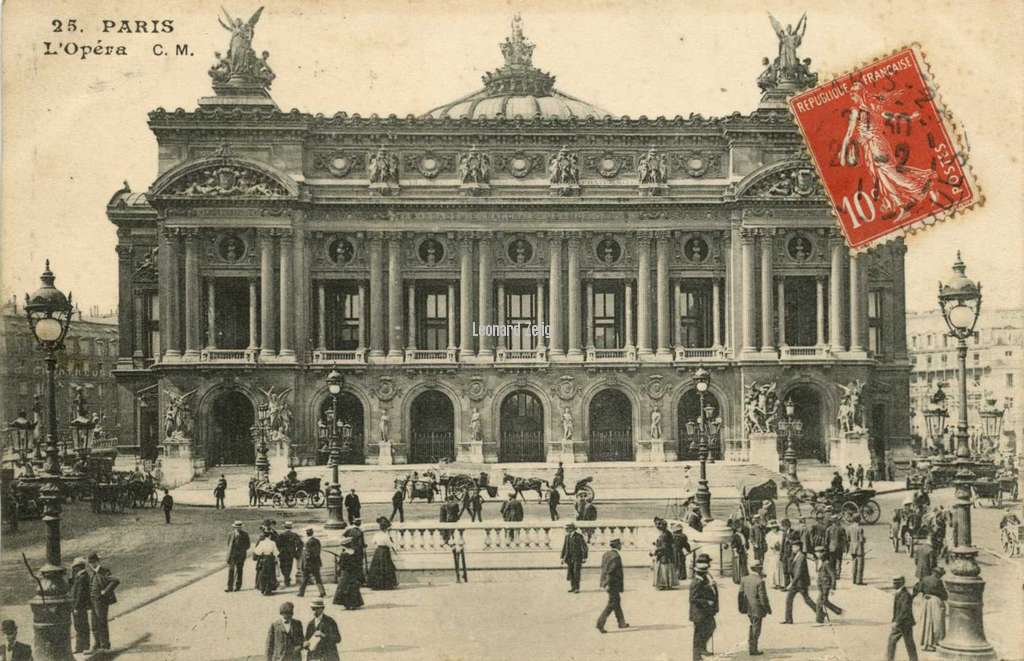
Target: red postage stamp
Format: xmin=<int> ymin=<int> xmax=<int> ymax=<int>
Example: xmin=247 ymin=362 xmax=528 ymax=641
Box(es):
xmin=789 ymin=46 xmax=979 ymax=250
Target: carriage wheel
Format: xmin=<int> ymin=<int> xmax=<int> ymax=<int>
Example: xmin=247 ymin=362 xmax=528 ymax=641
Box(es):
xmin=293 ymin=490 xmax=310 ymax=508
xmin=841 ymin=501 xmax=859 ymax=523
xmin=272 ymin=493 xmax=285 ymax=508
xmin=284 ymin=492 xmax=298 ymax=508
xmin=785 ymin=500 xmax=805 ymax=520
xmin=861 ymin=500 xmax=881 ymax=525
xmin=309 ymin=490 xmax=325 ymax=508
xmin=450 ymin=477 xmax=474 ymax=500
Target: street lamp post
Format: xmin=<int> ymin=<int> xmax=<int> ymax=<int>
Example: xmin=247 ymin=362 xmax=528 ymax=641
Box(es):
xmin=978 ymin=398 xmax=1005 ymax=456
xmin=23 ymin=260 xmax=74 ymax=661
xmin=253 ymin=404 xmax=271 ymax=482
xmin=324 ymin=370 xmax=345 ymax=529
xmin=777 ymin=398 xmax=804 ymax=488
xmin=936 ymin=252 xmax=996 ymax=661
xmin=923 ymin=383 xmax=949 ymax=455
xmin=7 ymin=411 xmax=38 ymax=479
xmin=685 ymin=368 xmax=722 ymax=522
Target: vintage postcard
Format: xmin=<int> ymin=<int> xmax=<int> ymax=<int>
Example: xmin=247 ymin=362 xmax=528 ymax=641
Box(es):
xmin=1 ymin=2 xmax=1021 ymax=660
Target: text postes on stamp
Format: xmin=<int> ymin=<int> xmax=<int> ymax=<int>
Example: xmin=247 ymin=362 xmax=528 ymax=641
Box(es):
xmin=789 ymin=46 xmax=979 ymax=250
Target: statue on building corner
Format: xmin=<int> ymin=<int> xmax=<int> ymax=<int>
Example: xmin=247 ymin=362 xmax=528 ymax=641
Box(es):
xmin=561 ymin=407 xmax=574 ymax=442
xmin=650 ymin=407 xmax=663 ymax=440
xmin=836 ymin=380 xmax=866 ymax=433
xmin=470 ymin=407 xmax=483 ymax=443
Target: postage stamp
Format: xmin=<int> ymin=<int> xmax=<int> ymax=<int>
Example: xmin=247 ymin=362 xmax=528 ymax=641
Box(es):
xmin=788 ymin=45 xmax=980 ymax=250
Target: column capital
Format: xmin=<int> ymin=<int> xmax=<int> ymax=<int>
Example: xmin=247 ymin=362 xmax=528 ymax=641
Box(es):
xmin=115 ymin=244 xmax=133 ymax=261
xmin=654 ymin=230 xmax=673 ymax=240
xmin=278 ymin=228 xmax=294 ymax=243
xmin=181 ymin=228 xmax=201 ymax=242
xmin=457 ymin=231 xmax=478 ymax=245
xmin=367 ymin=231 xmax=386 ymax=242
xmin=548 ymin=234 xmax=563 ymax=248
xmin=739 ymin=227 xmax=757 ymax=242
xmin=257 ymin=228 xmax=278 ymax=241
xmin=756 ymin=227 xmax=777 ymax=239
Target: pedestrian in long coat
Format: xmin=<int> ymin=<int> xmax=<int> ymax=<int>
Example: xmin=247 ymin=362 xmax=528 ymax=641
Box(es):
xmin=343 ymin=520 xmax=367 ymax=584
xmin=652 ymin=518 xmax=676 ymax=589
xmin=738 ymin=560 xmax=772 ymax=656
xmin=671 ymin=522 xmax=691 ymax=581
xmin=253 ymin=532 xmax=279 ymax=596
xmin=847 ymin=515 xmax=867 ymax=585
xmin=276 ymin=523 xmax=303 ymax=588
xmin=689 ymin=553 xmax=719 ymax=660
xmin=730 ymin=520 xmax=749 ymax=585
xmin=303 ymin=599 xmax=341 ymax=661
xmin=779 ymin=519 xmax=796 ymax=587
xmin=814 ymin=547 xmax=843 ymax=623
xmin=914 ymin=566 xmax=948 ymax=651
xmin=596 ymin=539 xmax=628 ymax=633
xmin=70 ymin=557 xmax=92 ymax=653
xmin=750 ymin=519 xmax=768 ymax=563
xmin=912 ymin=537 xmax=935 ymax=581
xmin=885 ymin=577 xmax=918 ymax=661
xmin=266 ymin=602 xmax=303 ymax=661
xmin=783 ymin=539 xmax=817 ymax=624
xmin=560 ymin=522 xmax=588 ymax=593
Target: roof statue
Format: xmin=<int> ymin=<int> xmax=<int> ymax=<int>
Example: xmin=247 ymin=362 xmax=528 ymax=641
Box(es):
xmin=757 ymin=13 xmax=818 ymax=107
xmin=204 ymin=6 xmax=277 ymax=108
xmin=423 ymin=15 xmax=612 ymax=120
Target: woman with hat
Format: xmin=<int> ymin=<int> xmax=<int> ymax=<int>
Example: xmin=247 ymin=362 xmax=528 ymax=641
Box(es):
xmin=252 ymin=529 xmax=279 ymax=596
xmin=914 ymin=565 xmax=948 ymax=651
xmin=729 ymin=518 xmax=749 ymax=585
xmin=671 ymin=522 xmax=691 ymax=582
xmin=367 ymin=517 xmax=399 ymax=590
xmin=651 ymin=518 xmax=676 ymax=590
xmin=332 ymin=536 xmax=365 ymax=610
xmin=764 ymin=520 xmax=784 ymax=590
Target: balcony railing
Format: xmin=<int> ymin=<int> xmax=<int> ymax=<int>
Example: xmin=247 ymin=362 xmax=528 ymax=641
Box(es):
xmin=496 ymin=348 xmax=548 ymax=363
xmin=780 ymin=345 xmax=831 ymax=360
xmin=199 ymin=348 xmax=257 ymax=363
xmin=585 ymin=347 xmax=638 ymax=362
xmin=405 ymin=348 xmax=458 ymax=363
xmin=311 ymin=349 xmax=366 ymax=364
xmin=673 ymin=346 xmax=727 ymax=361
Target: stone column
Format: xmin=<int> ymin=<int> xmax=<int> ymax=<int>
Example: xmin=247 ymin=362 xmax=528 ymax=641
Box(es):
xmin=458 ymin=236 xmax=474 ymax=358
xmin=849 ymin=251 xmax=864 ymax=352
xmin=162 ymin=227 xmax=181 ymax=359
xmin=712 ymin=278 xmax=722 ymax=348
xmin=407 ymin=282 xmax=417 ymax=351
xmin=496 ymin=282 xmax=506 ymax=351
xmin=548 ymin=236 xmax=564 ymax=357
xmin=477 ymin=236 xmax=494 ymax=359
xmin=387 ymin=235 xmax=404 ymax=360
xmin=585 ymin=281 xmax=595 ymax=350
xmin=624 ymin=281 xmax=634 ymax=350
xmin=357 ymin=283 xmax=367 ymax=351
xmin=316 ymin=282 xmax=326 ymax=351
xmin=674 ymin=280 xmax=683 ymax=350
xmin=183 ymin=230 xmax=202 ymax=359
xmin=536 ymin=280 xmax=546 ymax=351
xmin=206 ymin=278 xmax=216 ymax=349
xmin=133 ymin=291 xmax=146 ymax=361
xmin=116 ymin=241 xmax=134 ymax=365
xmin=368 ymin=234 xmax=385 ymax=358
xmin=776 ymin=277 xmax=787 ymax=348
xmin=259 ymin=231 xmax=276 ymax=359
xmin=248 ymin=278 xmax=258 ymax=350
xmin=816 ymin=276 xmax=826 ymax=347
xmin=759 ymin=230 xmax=775 ymax=354
xmin=656 ymin=232 xmax=672 ymax=356
xmin=447 ymin=283 xmax=457 ymax=350
xmin=278 ymin=231 xmax=295 ymax=358
xmin=637 ymin=233 xmax=653 ymax=356
xmin=829 ymin=238 xmax=846 ymax=351
xmin=566 ymin=234 xmax=582 ymax=359
xmin=740 ymin=229 xmax=757 ymax=353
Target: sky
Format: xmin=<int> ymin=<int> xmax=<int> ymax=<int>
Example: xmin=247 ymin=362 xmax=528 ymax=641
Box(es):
xmin=2 ymin=0 xmax=1022 ymax=314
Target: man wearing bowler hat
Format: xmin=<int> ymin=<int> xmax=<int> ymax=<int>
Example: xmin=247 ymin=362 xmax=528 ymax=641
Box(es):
xmin=70 ymin=556 xmax=92 ymax=653
xmin=560 ymin=522 xmax=588 ymax=593
xmin=303 ymin=598 xmax=341 ymax=661
xmin=298 ymin=527 xmax=326 ymax=598
xmin=277 ymin=522 xmax=303 ymax=588
xmin=739 ymin=560 xmax=771 ymax=656
xmin=0 ymin=620 xmax=32 ymax=661
xmin=596 ymin=538 xmax=629 ymax=633
xmin=226 ymin=520 xmax=250 ymax=592
xmin=886 ymin=576 xmax=919 ymax=661
xmin=689 ymin=553 xmax=719 ymax=660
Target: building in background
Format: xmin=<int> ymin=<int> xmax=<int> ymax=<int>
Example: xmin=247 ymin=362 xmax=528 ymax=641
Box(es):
xmin=108 ymin=14 xmax=911 ymax=487
xmin=908 ymin=307 xmax=1023 ymax=456
xmin=0 ymin=297 xmax=120 ymax=459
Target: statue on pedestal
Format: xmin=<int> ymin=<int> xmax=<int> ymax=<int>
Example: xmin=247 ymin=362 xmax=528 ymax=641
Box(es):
xmin=470 ymin=408 xmax=483 ymax=442
xmin=650 ymin=408 xmax=663 ymax=440
xmin=836 ymin=380 xmax=866 ymax=433
xmin=561 ymin=407 xmax=574 ymax=442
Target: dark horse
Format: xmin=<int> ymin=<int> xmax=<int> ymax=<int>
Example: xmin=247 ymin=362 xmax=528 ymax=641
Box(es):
xmin=502 ymin=473 xmax=548 ymax=503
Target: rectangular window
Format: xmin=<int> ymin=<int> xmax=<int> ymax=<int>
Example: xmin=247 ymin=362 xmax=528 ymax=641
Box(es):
xmin=419 ymin=287 xmax=448 ymax=351
xmin=927 ymin=335 xmax=933 ymax=347
xmin=326 ymin=284 xmax=361 ymax=350
xmin=505 ymin=287 xmax=537 ymax=350
xmin=680 ymin=280 xmax=714 ymax=348
xmin=1008 ymin=373 xmax=1015 ymax=388
xmin=147 ymin=293 xmax=161 ymax=358
xmin=867 ymin=291 xmax=882 ymax=354
xmin=592 ymin=284 xmax=623 ymax=349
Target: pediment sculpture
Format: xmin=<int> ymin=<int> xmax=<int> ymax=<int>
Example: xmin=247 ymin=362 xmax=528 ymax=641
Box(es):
xmin=164 ymin=165 xmax=290 ymax=198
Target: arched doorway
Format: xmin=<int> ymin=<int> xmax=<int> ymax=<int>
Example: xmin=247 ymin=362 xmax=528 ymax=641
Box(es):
xmin=409 ymin=390 xmax=455 ymax=464
xmin=677 ymin=389 xmax=723 ymax=461
xmin=209 ymin=391 xmax=256 ymax=466
xmin=499 ymin=391 xmax=545 ymax=462
xmin=317 ymin=392 xmax=366 ymax=465
xmin=588 ymin=389 xmax=633 ymax=461
xmin=780 ymin=386 xmax=827 ymax=462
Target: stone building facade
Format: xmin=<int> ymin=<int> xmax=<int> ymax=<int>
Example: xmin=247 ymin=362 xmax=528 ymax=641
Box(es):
xmin=107 ymin=15 xmax=911 ymax=486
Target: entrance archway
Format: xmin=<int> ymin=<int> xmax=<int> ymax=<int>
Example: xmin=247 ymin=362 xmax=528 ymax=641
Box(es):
xmin=588 ymin=389 xmax=633 ymax=461
xmin=677 ymin=389 xmax=723 ymax=460
xmin=209 ymin=391 xmax=256 ymax=466
xmin=781 ymin=385 xmax=826 ymax=462
xmin=409 ymin=390 xmax=455 ymax=464
xmin=499 ymin=391 xmax=545 ymax=462
xmin=318 ymin=392 xmax=366 ymax=465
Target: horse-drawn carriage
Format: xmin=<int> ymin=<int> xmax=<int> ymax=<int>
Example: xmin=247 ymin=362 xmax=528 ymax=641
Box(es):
xmin=255 ymin=476 xmax=325 ymax=508
xmin=737 ymin=479 xmax=779 ymax=522
xmin=501 ymin=470 xmax=596 ymax=502
xmin=970 ymin=478 xmax=1006 ymax=508
xmin=785 ymin=485 xmax=881 ymax=524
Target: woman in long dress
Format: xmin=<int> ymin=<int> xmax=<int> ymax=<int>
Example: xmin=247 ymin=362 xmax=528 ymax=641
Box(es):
xmin=764 ymin=520 xmax=785 ymax=589
xmin=332 ymin=538 xmax=365 ymax=610
xmin=252 ymin=531 xmax=278 ymax=596
xmin=651 ymin=519 xmax=676 ymax=590
xmin=367 ymin=518 xmax=399 ymax=590
xmin=671 ymin=522 xmax=691 ymax=582
xmin=730 ymin=519 xmax=749 ymax=585
xmin=915 ymin=566 xmax=948 ymax=651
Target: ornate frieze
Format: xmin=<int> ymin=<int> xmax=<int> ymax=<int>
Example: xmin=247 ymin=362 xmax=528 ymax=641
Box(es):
xmin=407 ymin=151 xmax=454 ymax=179
xmin=312 ymin=151 xmax=363 ymax=177
xmin=548 ymin=146 xmax=580 ymax=195
xmin=743 ymin=166 xmax=822 ymax=199
xmin=163 ymin=164 xmax=290 ymax=198
xmin=674 ymin=151 xmax=726 ymax=178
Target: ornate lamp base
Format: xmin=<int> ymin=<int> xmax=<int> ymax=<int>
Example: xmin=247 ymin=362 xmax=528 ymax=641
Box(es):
xmin=938 ymin=547 xmax=997 ymax=660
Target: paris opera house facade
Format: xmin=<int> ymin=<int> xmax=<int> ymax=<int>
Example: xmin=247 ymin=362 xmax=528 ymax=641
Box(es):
xmin=108 ymin=17 xmax=910 ymax=486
